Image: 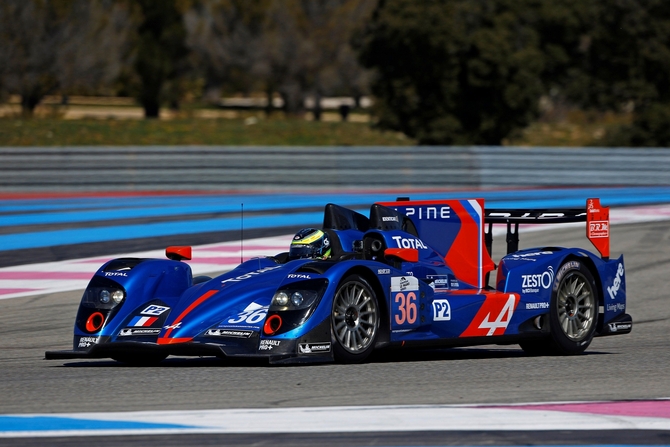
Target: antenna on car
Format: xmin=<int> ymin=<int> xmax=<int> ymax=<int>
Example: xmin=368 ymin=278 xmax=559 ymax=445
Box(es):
xmin=241 ymin=203 xmax=244 ymax=264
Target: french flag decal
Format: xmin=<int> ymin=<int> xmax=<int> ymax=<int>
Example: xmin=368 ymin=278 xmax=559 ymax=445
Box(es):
xmin=129 ymin=316 xmax=158 ymax=327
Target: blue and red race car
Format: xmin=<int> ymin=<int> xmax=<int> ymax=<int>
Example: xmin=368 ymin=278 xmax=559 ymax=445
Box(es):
xmin=45 ymin=197 xmax=632 ymax=365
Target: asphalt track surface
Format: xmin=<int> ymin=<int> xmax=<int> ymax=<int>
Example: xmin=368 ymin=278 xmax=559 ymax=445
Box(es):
xmin=1 ymin=190 xmax=670 ymax=446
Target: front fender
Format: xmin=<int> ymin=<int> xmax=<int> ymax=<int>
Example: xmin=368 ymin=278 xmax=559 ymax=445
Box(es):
xmin=73 ymin=257 xmax=193 ymax=347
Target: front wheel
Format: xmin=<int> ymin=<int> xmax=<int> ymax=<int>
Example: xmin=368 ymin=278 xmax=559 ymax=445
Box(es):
xmin=331 ymin=275 xmax=379 ymax=363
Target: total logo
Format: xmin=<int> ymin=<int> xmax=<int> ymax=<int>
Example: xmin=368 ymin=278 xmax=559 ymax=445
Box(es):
xmin=391 ymin=236 xmax=427 ymax=250
xmin=521 ymin=267 xmax=554 ymax=294
xmin=221 ymin=266 xmax=281 ymax=285
xmin=607 ymin=263 xmax=625 ymax=300
xmin=287 ymin=274 xmax=311 ymax=280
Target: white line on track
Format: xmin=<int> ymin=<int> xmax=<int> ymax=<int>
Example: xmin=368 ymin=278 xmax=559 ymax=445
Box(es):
xmin=2 ymin=401 xmax=670 ymax=437
xmin=0 ymin=235 xmax=291 ymax=300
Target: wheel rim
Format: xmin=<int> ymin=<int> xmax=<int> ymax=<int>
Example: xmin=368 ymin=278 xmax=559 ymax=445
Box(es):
xmin=556 ymin=272 xmax=595 ymax=341
xmin=332 ymin=280 xmax=378 ymax=354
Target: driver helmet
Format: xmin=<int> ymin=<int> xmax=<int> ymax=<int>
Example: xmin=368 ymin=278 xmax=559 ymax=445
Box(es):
xmin=289 ymin=228 xmax=331 ymax=260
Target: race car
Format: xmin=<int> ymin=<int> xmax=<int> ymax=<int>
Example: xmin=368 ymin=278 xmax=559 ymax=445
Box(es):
xmin=45 ymin=197 xmax=632 ymax=365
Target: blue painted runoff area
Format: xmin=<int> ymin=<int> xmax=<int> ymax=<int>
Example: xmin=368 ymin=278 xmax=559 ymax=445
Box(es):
xmin=0 ymin=415 xmax=663 ymax=443
xmin=2 ymin=186 xmax=670 ymax=251
xmin=0 ymin=415 xmax=192 ymax=431
xmin=0 ymin=210 xmax=361 ymax=250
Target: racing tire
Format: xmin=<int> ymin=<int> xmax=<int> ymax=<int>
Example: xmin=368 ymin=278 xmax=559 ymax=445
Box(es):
xmin=520 ymin=260 xmax=598 ymax=356
xmin=331 ymin=275 xmax=380 ymax=363
xmin=111 ymin=353 xmax=168 ymax=366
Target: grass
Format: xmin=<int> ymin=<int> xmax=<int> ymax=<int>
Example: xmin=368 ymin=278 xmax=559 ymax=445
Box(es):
xmin=0 ymin=116 xmax=415 ymax=146
xmin=503 ymin=109 xmax=632 ymax=147
xmin=0 ymin=98 xmax=633 ymax=147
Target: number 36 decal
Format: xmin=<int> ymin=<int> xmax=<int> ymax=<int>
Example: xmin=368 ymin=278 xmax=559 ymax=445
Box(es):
xmin=391 ymin=276 xmax=421 ymax=330
xmin=393 ymin=291 xmax=418 ymax=327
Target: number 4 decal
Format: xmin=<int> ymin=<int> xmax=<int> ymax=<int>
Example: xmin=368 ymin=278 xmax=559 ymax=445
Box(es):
xmin=460 ymin=293 xmax=519 ymax=337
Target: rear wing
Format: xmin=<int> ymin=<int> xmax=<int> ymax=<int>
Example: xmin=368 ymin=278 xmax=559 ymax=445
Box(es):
xmin=485 ymin=198 xmax=610 ymax=260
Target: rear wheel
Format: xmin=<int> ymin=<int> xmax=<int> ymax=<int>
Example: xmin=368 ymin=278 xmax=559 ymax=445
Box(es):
xmin=520 ymin=260 xmax=598 ymax=356
xmin=331 ymin=275 xmax=379 ymax=363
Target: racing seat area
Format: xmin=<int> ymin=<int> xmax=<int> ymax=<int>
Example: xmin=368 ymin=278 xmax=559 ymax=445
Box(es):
xmin=360 ymin=204 xmax=420 ymax=264
xmin=322 ymin=203 xmax=370 ymax=261
xmin=323 ymin=228 xmax=357 ymax=261
xmin=368 ymin=203 xmax=419 ymax=236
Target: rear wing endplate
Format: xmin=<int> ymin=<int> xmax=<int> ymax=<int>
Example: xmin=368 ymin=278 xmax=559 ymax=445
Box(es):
xmin=485 ymin=198 xmax=610 ymax=260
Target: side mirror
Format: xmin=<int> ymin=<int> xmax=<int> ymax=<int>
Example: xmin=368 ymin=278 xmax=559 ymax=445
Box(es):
xmin=166 ymin=246 xmax=192 ymax=261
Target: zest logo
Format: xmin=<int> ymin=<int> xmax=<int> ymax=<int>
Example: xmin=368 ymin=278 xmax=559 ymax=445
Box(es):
xmin=461 ymin=293 xmax=519 ymax=337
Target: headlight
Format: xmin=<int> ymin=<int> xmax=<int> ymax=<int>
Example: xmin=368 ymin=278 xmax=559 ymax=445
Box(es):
xmin=265 ymin=279 xmax=329 ymax=336
xmin=273 ymin=291 xmax=289 ymax=306
xmin=270 ymin=288 xmax=321 ymax=311
xmin=99 ymin=289 xmax=111 ymax=304
xmin=111 ymin=290 xmax=125 ymax=304
xmin=82 ymin=286 xmax=126 ymax=309
xmin=291 ymin=291 xmax=304 ymax=307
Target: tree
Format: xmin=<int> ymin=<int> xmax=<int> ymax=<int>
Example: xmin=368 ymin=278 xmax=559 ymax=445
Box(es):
xmin=184 ymin=0 xmax=270 ymax=103
xmin=184 ymin=0 xmax=375 ymax=117
xmin=56 ymin=1 xmax=131 ymax=96
xmin=358 ymin=0 xmax=548 ymax=145
xmin=563 ymin=1 xmax=670 ymax=112
xmin=0 ymin=0 xmax=130 ymax=116
xmin=557 ymin=0 xmax=670 ymax=146
xmin=132 ymin=0 xmax=189 ymax=118
xmin=305 ymin=0 xmax=376 ymax=119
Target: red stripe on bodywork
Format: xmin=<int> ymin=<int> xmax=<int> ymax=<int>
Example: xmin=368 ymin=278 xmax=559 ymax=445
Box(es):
xmin=157 ymin=337 xmax=193 ymax=345
xmin=162 ymin=289 xmax=218 ymax=340
xmin=446 ymin=200 xmax=484 ymax=288
xmin=143 ymin=316 xmax=158 ymax=327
